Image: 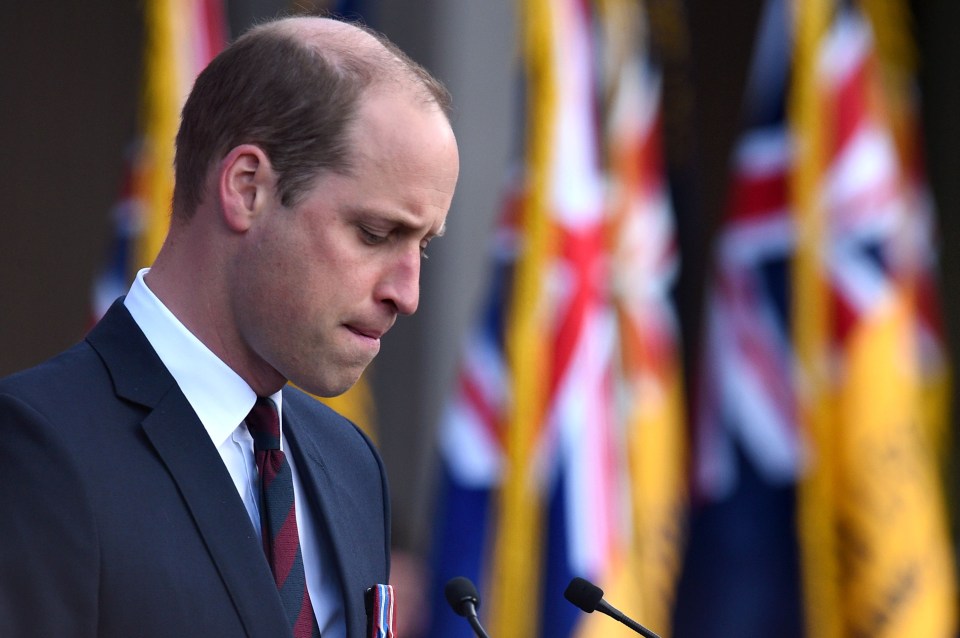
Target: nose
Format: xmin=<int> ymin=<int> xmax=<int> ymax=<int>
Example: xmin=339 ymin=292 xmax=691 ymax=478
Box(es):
xmin=377 ymin=247 xmax=420 ymax=316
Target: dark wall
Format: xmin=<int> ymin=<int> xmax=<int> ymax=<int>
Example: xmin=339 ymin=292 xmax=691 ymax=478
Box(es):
xmin=912 ymin=0 xmax=960 ymax=519
xmin=2 ymin=3 xmax=142 ymax=375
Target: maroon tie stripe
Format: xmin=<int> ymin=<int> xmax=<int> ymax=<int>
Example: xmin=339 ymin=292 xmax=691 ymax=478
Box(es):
xmin=247 ymin=397 xmax=321 ymax=638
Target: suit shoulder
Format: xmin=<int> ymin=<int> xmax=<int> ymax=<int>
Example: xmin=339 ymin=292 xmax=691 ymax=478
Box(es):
xmin=0 ymin=341 xmax=106 ymax=404
xmin=0 ymin=341 xmax=126 ymax=448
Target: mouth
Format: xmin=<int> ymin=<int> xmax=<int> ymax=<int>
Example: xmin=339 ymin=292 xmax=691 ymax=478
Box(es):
xmin=345 ymin=324 xmax=386 ymax=342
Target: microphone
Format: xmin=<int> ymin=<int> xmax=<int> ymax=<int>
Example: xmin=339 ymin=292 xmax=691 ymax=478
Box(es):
xmin=445 ymin=576 xmax=491 ymax=638
xmin=564 ymin=577 xmax=661 ymax=638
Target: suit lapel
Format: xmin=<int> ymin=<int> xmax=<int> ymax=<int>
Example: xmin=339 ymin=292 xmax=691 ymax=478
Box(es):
xmin=141 ymin=392 xmax=291 ymax=637
xmin=87 ymin=300 xmax=291 ymax=638
xmin=285 ymin=407 xmax=386 ymax=638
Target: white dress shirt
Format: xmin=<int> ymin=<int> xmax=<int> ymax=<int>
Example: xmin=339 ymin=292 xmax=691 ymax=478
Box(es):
xmin=124 ymin=268 xmax=346 ymax=638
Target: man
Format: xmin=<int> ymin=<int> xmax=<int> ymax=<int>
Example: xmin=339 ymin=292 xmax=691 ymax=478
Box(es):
xmin=0 ymin=15 xmax=459 ymax=638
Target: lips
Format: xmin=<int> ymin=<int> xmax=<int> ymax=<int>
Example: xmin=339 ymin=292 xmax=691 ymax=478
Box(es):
xmin=345 ymin=323 xmax=387 ymax=341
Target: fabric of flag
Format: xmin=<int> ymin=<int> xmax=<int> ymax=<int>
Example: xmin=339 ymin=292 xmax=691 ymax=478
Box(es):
xmin=791 ymin=2 xmax=956 ymax=636
xmin=674 ymin=2 xmax=807 ymax=635
xmin=678 ymin=0 xmax=956 ymax=636
xmin=90 ymin=0 xmax=227 ymax=322
xmin=427 ymin=1 xmax=686 ymax=637
xmin=596 ymin=2 xmax=687 ymax=634
xmin=690 ymin=0 xmax=800 ymax=504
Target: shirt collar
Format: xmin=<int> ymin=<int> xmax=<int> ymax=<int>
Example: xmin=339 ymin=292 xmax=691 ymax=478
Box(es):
xmin=123 ymin=268 xmax=283 ymax=447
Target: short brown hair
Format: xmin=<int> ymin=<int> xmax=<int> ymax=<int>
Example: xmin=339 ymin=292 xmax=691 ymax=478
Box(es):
xmin=172 ymin=18 xmax=452 ymax=218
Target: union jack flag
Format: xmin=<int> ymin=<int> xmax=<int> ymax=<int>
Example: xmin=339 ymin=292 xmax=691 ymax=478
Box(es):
xmin=680 ymin=1 xmax=955 ymax=635
xmin=428 ymin=2 xmax=685 ymax=637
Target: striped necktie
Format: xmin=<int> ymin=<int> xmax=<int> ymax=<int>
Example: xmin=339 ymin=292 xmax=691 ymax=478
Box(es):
xmin=247 ymin=397 xmax=321 ymax=638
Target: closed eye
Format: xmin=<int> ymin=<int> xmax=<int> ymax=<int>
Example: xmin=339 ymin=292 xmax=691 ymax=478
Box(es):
xmin=358 ymin=226 xmax=388 ymax=245
xmin=357 ymin=221 xmax=436 ymax=260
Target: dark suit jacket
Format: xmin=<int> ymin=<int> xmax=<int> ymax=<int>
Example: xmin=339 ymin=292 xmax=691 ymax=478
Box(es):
xmin=0 ymin=300 xmax=391 ymax=637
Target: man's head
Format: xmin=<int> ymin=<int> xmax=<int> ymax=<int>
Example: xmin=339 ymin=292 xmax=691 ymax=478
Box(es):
xmin=173 ymin=16 xmax=452 ymax=219
xmin=151 ymin=17 xmax=459 ymax=398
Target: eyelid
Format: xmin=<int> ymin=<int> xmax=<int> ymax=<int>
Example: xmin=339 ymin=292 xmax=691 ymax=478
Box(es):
xmin=359 ymin=226 xmax=387 ymax=244
xmin=356 ymin=217 xmax=441 ymax=259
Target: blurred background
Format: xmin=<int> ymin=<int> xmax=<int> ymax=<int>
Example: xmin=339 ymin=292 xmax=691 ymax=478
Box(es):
xmin=3 ymin=0 xmax=960 ymax=636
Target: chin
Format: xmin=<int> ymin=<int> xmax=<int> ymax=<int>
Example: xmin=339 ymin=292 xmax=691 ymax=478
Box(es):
xmin=294 ymin=369 xmax=364 ymax=399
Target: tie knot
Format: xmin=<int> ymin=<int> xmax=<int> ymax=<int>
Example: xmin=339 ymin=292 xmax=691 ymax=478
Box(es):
xmin=246 ymin=397 xmax=280 ymax=451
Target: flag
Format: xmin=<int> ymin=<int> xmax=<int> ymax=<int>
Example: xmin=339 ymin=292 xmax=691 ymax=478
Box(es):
xmin=427 ymin=1 xmax=686 ymax=637
xmin=791 ymin=1 xmax=956 ymax=636
xmin=677 ymin=0 xmax=956 ymax=635
xmin=597 ymin=1 xmax=687 ymax=634
xmin=91 ymin=0 xmax=227 ymax=321
xmin=675 ymin=1 xmax=806 ymax=634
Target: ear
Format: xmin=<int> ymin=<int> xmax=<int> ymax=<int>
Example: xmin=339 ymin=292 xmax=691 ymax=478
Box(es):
xmin=218 ymin=144 xmax=276 ymax=233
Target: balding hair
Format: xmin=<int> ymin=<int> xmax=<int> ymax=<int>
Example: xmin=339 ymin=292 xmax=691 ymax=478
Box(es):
xmin=172 ymin=16 xmax=451 ymax=219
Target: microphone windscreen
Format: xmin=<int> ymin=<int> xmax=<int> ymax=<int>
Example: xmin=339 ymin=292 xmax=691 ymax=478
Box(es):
xmin=444 ymin=576 xmax=481 ymax=617
xmin=564 ymin=577 xmax=604 ymax=613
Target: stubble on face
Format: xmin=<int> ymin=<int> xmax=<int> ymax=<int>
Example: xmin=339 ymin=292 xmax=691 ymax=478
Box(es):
xmin=229 ymin=91 xmax=459 ymax=399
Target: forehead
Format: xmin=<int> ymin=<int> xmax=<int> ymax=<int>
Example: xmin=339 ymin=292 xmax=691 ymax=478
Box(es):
xmin=293 ymin=86 xmax=457 ymax=207
xmin=302 ymin=91 xmax=457 ymax=233
xmin=349 ymin=88 xmax=455 ymax=170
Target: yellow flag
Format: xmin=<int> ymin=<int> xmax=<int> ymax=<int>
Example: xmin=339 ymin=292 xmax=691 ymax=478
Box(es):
xmin=837 ymin=294 xmax=955 ymax=636
xmin=135 ymin=0 xmax=227 ymax=269
xmin=791 ymin=2 xmax=956 ymax=636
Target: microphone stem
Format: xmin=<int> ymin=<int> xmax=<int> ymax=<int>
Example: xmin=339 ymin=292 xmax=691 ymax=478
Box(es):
xmin=601 ymin=601 xmax=661 ymax=638
xmin=620 ymin=616 xmax=660 ymax=638
xmin=467 ymin=613 xmax=491 ymax=638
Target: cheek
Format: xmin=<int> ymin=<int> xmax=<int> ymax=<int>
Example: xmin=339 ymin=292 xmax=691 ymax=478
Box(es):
xmin=309 ymin=240 xmax=373 ymax=292
xmin=233 ymin=234 xmax=304 ymax=330
xmin=264 ymin=219 xmax=377 ymax=311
